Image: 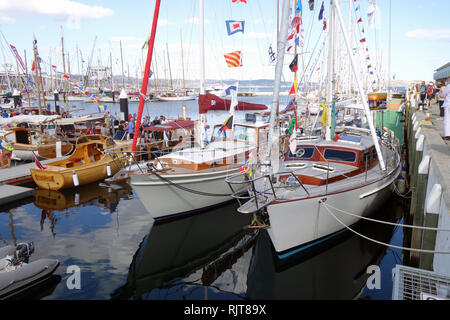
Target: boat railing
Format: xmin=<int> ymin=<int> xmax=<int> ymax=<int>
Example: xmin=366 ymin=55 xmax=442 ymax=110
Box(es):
xmin=225 ymin=169 xmax=310 ymax=214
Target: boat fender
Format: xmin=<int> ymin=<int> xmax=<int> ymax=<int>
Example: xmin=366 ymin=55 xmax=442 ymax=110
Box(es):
xmin=106 ymin=162 xmax=111 ymax=176
xmin=72 ymin=171 xmax=79 ymax=187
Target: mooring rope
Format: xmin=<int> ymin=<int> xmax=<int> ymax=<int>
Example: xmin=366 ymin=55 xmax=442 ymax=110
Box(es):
xmin=150 ymin=169 xmax=235 ymax=197
xmin=321 ymin=201 xmax=450 ymax=232
xmin=319 ymin=200 xmax=450 ymax=254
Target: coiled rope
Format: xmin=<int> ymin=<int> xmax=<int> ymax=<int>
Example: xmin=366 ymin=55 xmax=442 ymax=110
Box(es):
xmin=319 ymin=200 xmax=450 ymax=254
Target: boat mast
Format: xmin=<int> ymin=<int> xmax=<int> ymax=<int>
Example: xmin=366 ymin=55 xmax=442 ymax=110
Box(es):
xmin=325 ymin=0 xmax=335 ymax=141
xmin=334 ymin=0 xmax=386 ymax=171
xmin=387 ymin=0 xmax=391 ymax=93
xmin=120 ymin=40 xmax=125 ymax=89
xmin=61 ymin=26 xmax=69 ymax=112
xmin=199 ymin=0 xmax=205 ymax=95
xmin=166 ymin=43 xmax=173 ymax=91
xmin=131 ymin=0 xmax=161 ymax=152
xmin=267 ymin=0 xmax=291 ymax=160
xmin=180 ymin=29 xmax=186 ymax=95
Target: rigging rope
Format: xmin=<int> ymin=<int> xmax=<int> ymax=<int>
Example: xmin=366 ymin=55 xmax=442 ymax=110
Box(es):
xmin=319 ymin=200 xmax=450 ymax=254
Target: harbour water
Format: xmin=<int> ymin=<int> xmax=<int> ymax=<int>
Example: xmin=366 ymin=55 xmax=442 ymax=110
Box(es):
xmin=0 ymin=181 xmax=407 ymax=300
xmin=0 ymin=95 xmax=409 ymax=300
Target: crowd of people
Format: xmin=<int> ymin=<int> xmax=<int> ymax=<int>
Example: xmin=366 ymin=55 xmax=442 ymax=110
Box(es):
xmin=102 ymin=112 xmax=169 ymax=141
xmin=409 ymin=77 xmax=450 ymax=140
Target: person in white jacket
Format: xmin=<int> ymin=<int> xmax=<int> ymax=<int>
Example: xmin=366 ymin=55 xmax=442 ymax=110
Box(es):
xmin=440 ymin=77 xmax=450 ymax=140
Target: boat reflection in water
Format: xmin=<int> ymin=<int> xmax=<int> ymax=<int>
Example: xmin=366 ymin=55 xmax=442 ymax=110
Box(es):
xmin=34 ymin=182 xmax=134 ymax=236
xmin=246 ymin=195 xmax=405 ymax=300
xmin=111 ymin=201 xmax=257 ymax=300
xmin=112 ymin=194 xmax=404 ymax=300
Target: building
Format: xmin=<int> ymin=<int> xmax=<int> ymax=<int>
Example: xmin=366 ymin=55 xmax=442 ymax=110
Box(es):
xmin=433 ymin=62 xmax=450 ymax=82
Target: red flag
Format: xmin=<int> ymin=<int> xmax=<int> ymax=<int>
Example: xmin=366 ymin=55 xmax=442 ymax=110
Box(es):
xmin=63 ymin=74 xmax=70 ymax=79
xmin=52 ymin=65 xmax=56 ymax=68
xmin=31 ymin=60 xmax=36 ymax=71
xmin=232 ymin=0 xmax=247 ymax=3
xmin=333 ymin=133 xmax=340 ymax=142
xmin=10 ymin=45 xmax=26 ymax=72
xmin=357 ymin=17 xmax=362 ymax=23
xmin=33 ymin=152 xmax=46 ymax=169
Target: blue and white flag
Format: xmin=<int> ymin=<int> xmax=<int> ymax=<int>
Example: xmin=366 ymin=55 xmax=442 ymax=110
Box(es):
xmin=222 ymin=83 xmax=238 ymax=114
xmin=225 ymin=20 xmax=245 ymax=35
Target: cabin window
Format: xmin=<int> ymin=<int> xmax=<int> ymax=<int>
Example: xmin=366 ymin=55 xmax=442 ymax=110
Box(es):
xmin=323 ymin=148 xmax=356 ymax=163
xmin=363 ymin=152 xmax=371 ymax=163
xmin=233 ymin=126 xmax=257 ymax=145
xmin=288 ymin=147 xmax=315 ymax=159
xmin=372 ymin=148 xmax=378 ymax=160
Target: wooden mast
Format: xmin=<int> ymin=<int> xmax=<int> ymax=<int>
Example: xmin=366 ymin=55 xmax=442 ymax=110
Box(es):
xmin=131 ymin=0 xmax=161 ymax=152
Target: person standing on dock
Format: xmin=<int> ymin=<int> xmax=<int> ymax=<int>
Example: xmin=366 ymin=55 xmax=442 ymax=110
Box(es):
xmin=438 ymin=81 xmax=447 ymax=118
xmin=127 ymin=120 xmax=135 ymax=140
xmin=440 ymin=77 xmax=450 ymax=140
xmin=426 ymin=82 xmax=435 ymax=109
xmin=419 ymin=81 xmax=427 ymax=109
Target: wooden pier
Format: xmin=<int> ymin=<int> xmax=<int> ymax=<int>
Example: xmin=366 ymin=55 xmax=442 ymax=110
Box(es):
xmin=0 ymin=157 xmax=68 ymax=206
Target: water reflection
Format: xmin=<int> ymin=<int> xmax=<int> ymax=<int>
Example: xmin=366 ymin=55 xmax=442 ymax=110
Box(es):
xmin=247 ymin=196 xmax=405 ymax=300
xmin=111 ymin=201 xmax=255 ymax=300
xmin=113 ymin=195 xmax=405 ymax=300
xmin=0 ymin=181 xmax=154 ymax=300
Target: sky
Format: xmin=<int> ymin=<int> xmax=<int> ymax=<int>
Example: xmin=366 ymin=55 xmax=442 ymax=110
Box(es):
xmin=0 ymin=0 xmax=448 ymax=87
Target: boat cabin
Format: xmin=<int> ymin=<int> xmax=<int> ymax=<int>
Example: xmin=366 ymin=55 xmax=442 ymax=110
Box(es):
xmin=282 ymin=133 xmax=379 ymax=186
xmin=140 ymin=119 xmax=195 ymax=159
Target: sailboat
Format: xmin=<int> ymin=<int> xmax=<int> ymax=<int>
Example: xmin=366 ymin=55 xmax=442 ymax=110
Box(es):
xmin=156 ymin=34 xmax=197 ymax=102
xmin=226 ymin=0 xmax=401 ymax=259
xmin=127 ymin=0 xmax=271 ymax=221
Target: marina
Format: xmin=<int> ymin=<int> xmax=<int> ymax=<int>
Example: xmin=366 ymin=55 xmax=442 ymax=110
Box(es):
xmin=0 ymin=0 xmax=448 ymax=305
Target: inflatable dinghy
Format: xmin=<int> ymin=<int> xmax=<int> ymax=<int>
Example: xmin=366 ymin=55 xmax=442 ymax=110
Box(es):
xmin=0 ymin=242 xmax=59 ymax=299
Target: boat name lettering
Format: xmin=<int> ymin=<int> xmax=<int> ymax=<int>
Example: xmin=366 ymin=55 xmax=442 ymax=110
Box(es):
xmin=35 ymin=174 xmax=54 ymax=182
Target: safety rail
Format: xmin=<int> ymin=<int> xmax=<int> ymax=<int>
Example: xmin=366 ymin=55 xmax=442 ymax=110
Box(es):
xmin=225 ymin=170 xmax=310 ymax=214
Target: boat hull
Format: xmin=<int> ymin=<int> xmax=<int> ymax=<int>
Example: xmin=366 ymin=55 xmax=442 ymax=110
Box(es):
xmin=30 ymin=154 xmax=125 ymax=190
xmin=266 ymin=164 xmax=401 ymax=258
xmin=130 ymin=167 xmax=245 ymax=221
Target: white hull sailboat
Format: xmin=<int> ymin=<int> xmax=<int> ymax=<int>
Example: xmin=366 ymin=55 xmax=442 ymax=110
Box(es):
xmin=226 ymin=0 xmax=401 ymax=258
xmin=130 ymin=123 xmax=267 ymax=221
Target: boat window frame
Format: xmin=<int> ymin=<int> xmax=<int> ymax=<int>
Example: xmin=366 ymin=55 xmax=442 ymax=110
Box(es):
xmin=323 ymin=148 xmax=357 ymax=163
xmin=288 ymin=146 xmax=315 ymax=160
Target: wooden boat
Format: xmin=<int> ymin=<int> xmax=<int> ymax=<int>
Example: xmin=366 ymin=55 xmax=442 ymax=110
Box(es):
xmin=129 ymin=120 xmax=269 ymax=221
xmin=30 ymin=135 xmax=131 ymax=190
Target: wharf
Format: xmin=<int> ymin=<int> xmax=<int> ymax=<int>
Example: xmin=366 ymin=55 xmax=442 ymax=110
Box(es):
xmin=402 ymin=99 xmax=450 ymax=281
xmin=0 ymin=157 xmax=67 ymax=206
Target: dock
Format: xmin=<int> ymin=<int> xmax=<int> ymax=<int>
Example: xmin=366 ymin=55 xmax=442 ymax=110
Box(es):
xmin=391 ymin=97 xmax=450 ymax=300
xmin=0 ymin=157 xmax=68 ymax=206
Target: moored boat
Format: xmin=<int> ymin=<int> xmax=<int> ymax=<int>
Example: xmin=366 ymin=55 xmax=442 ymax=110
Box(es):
xmin=30 ymin=134 xmax=131 ymax=190
xmin=129 ymin=120 xmax=269 ymax=221
xmin=0 ymin=243 xmax=60 ymax=300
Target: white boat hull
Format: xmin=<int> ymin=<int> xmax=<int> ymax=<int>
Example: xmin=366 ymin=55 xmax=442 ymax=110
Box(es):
xmin=130 ymin=167 xmax=244 ymax=221
xmin=265 ymin=165 xmax=401 ymax=258
xmin=156 ymin=95 xmax=197 ymax=102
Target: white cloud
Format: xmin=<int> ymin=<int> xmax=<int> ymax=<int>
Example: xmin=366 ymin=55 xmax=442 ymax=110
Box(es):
xmin=0 ymin=0 xmax=114 ymax=22
xmin=405 ymin=29 xmax=450 ymax=41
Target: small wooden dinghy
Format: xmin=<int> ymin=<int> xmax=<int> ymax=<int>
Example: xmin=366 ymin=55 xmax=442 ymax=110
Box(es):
xmin=0 ymin=243 xmax=60 ymax=300
xmin=30 ymin=134 xmax=131 ymax=190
